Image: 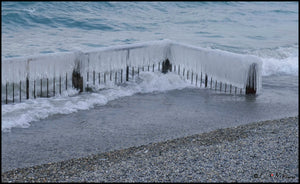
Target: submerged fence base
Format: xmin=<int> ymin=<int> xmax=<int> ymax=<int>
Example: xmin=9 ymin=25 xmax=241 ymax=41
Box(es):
xmin=72 ymin=70 xmax=83 ymax=92
xmin=163 ymin=63 xmax=251 ymax=95
xmin=2 ymin=41 xmax=261 ymax=104
xmin=161 ymin=59 xmax=172 ymax=74
xmin=245 ymin=63 xmax=257 ymax=94
xmin=2 ymin=60 xmax=256 ymax=104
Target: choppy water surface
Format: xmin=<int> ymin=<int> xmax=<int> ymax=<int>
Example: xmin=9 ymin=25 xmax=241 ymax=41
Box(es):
xmin=2 ymin=2 xmax=298 ymax=58
xmin=1 ymin=1 xmax=298 ymax=131
xmin=2 ymin=74 xmax=298 ymax=172
xmin=1 ymin=2 xmax=298 ymax=172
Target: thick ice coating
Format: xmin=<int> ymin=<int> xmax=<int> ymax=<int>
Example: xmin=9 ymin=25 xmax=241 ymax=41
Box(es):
xmin=168 ymin=41 xmax=262 ymax=93
xmin=1 ymin=40 xmax=262 ymax=94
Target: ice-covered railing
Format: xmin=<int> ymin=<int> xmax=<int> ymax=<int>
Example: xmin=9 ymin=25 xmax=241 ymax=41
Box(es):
xmin=167 ymin=41 xmax=262 ymax=94
xmin=1 ymin=40 xmax=262 ymax=104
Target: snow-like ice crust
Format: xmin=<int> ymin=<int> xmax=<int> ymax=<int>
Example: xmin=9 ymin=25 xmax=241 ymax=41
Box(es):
xmin=2 ymin=39 xmax=262 ymax=93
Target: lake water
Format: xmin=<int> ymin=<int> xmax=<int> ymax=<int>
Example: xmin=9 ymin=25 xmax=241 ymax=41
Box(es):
xmin=1 ymin=2 xmax=298 ymax=171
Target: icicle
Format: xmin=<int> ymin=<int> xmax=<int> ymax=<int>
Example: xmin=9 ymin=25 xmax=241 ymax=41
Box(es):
xmin=2 ymin=40 xmax=262 ymax=97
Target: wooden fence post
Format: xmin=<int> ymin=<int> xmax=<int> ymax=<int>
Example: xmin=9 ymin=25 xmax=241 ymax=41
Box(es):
xmin=72 ymin=69 xmax=83 ymax=92
xmin=215 ymin=81 xmax=217 ymax=91
xmin=47 ymin=78 xmax=49 ymax=98
xmin=200 ymin=72 xmax=202 ymax=87
xmin=121 ymin=69 xmax=123 ymax=83
xmin=20 ymin=81 xmax=22 ymax=101
xmin=41 ymin=79 xmax=43 ymax=97
xmin=99 ymin=73 xmax=101 ymax=85
xmin=205 ymin=74 xmax=208 ymax=88
xmin=161 ymin=59 xmax=172 ymax=74
xmin=59 ymin=76 xmax=61 ymax=95
xmin=6 ymin=83 xmax=8 ymax=104
xmin=246 ymin=63 xmax=257 ymax=94
xmin=34 ymin=80 xmax=36 ymax=98
xmin=93 ymin=71 xmax=95 ymax=85
xmin=53 ymin=77 xmax=55 ymax=96
xmin=86 ymin=72 xmax=89 ymax=89
xmin=13 ymin=83 xmax=14 ymax=103
xmin=66 ymin=73 xmax=68 ymax=90
xmin=132 ymin=67 xmax=134 ymax=79
xmin=126 ymin=66 xmax=129 ymax=81
xmin=187 ymin=70 xmax=189 ymax=80
xmin=26 ymin=77 xmax=29 ymax=99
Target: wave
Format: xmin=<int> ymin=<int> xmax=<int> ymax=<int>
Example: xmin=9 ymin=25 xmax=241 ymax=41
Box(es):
xmin=1 ymin=72 xmax=192 ymax=132
xmin=248 ymin=45 xmax=298 ymax=76
xmin=261 ymin=56 xmax=298 ymax=76
xmin=205 ymin=44 xmax=298 ymax=77
xmin=1 ymin=42 xmax=298 ymax=132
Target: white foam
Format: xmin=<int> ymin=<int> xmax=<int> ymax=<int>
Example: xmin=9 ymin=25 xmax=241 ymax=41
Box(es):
xmin=261 ymin=56 xmax=298 ymax=76
xmin=2 ymin=40 xmax=264 ymax=131
xmin=1 ymin=71 xmax=193 ymax=132
xmin=248 ymin=44 xmax=298 ymax=76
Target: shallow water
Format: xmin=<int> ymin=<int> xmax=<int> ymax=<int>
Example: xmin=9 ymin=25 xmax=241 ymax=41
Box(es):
xmin=1 ymin=1 xmax=298 ymax=172
xmin=2 ymin=75 xmax=298 ymax=172
xmin=1 ymin=1 xmax=298 ymax=131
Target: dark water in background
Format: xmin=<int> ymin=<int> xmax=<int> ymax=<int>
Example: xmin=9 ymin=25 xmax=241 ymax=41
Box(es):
xmin=1 ymin=2 xmax=298 ymax=171
xmin=2 ymin=2 xmax=298 ymax=57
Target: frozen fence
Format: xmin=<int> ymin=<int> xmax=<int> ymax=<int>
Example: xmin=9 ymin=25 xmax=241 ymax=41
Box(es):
xmin=168 ymin=41 xmax=262 ymax=94
xmin=1 ymin=40 xmax=262 ymax=104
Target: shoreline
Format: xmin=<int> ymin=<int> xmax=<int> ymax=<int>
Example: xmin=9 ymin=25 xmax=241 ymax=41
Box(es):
xmin=2 ymin=116 xmax=298 ymax=182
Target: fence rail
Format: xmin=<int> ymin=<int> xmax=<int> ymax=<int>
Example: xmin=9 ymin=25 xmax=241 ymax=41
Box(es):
xmin=2 ymin=40 xmax=262 ymax=104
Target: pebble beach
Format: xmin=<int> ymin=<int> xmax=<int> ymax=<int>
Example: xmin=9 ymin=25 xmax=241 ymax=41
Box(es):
xmin=2 ymin=2 xmax=298 ymax=183
xmin=1 ymin=116 xmax=298 ymax=183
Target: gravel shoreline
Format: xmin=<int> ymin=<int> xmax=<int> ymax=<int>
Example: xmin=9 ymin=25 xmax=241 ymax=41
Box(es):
xmin=2 ymin=116 xmax=298 ymax=182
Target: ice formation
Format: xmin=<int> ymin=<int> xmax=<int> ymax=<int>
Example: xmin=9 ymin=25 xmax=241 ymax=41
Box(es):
xmin=1 ymin=39 xmax=262 ymax=98
xmin=168 ymin=41 xmax=262 ymax=93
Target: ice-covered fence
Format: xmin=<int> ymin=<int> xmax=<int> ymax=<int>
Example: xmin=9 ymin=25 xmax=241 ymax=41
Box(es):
xmin=80 ymin=40 xmax=169 ymax=90
xmin=2 ymin=51 xmax=82 ymax=102
xmin=167 ymin=41 xmax=262 ymax=94
xmin=1 ymin=40 xmax=262 ymax=104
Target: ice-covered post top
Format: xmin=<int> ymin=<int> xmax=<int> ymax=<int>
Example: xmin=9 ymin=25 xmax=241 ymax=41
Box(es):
xmin=1 ymin=39 xmax=262 ymax=94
